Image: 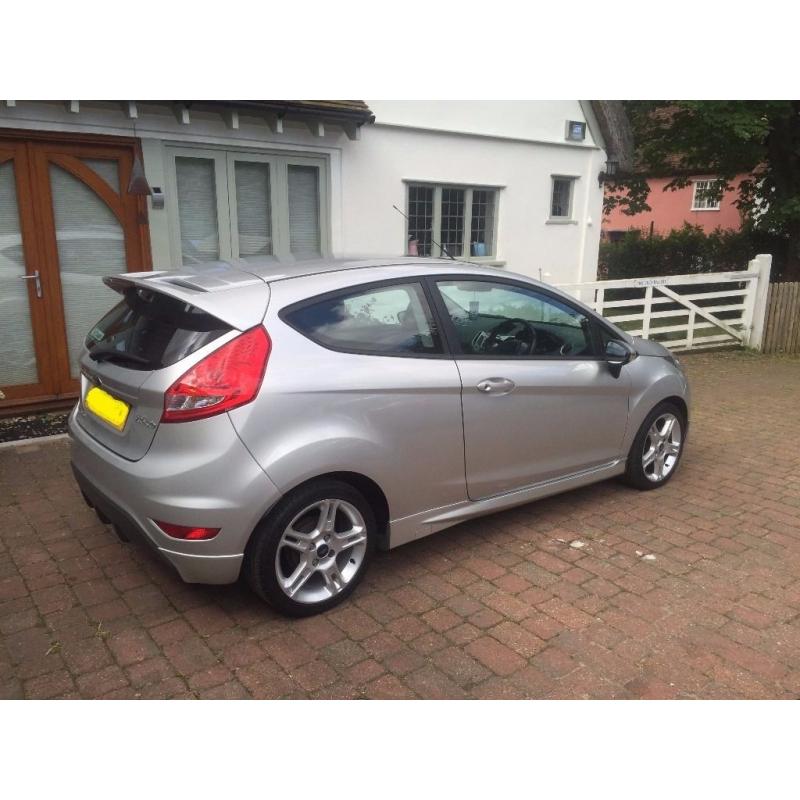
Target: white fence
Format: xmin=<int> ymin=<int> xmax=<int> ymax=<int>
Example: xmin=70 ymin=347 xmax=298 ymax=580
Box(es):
xmin=556 ymin=254 xmax=773 ymax=352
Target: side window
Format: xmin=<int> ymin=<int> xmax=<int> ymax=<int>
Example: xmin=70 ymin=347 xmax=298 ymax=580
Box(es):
xmin=436 ymin=280 xmax=593 ymax=357
xmin=550 ymin=176 xmax=576 ymax=220
xmin=285 ymin=282 xmax=443 ymax=356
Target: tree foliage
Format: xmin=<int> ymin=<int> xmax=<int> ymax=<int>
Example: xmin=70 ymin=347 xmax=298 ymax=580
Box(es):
xmin=603 ymin=101 xmax=800 ymax=280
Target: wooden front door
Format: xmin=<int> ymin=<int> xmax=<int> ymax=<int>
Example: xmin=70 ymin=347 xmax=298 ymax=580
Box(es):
xmin=0 ymin=135 xmax=150 ymax=408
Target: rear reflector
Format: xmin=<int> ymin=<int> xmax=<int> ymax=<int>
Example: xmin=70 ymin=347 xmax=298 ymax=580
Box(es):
xmin=162 ymin=326 xmax=271 ymax=423
xmin=155 ymin=521 xmax=221 ymax=541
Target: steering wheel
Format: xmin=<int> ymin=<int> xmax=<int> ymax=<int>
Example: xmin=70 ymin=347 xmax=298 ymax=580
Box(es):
xmin=478 ymin=318 xmax=537 ymax=355
xmin=531 ymin=327 xmax=571 ymax=356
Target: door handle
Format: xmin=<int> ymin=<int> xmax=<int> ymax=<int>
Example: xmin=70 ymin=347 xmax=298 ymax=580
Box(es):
xmin=20 ymin=270 xmax=43 ymax=299
xmin=476 ymin=377 xmax=516 ymax=394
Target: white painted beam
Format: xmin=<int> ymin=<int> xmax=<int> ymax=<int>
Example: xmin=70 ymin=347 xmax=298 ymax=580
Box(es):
xmin=344 ymin=123 xmax=361 ymax=141
xmin=306 ymin=120 xmax=325 ymax=138
xmin=66 ymin=101 xmax=80 ymax=113
xmin=124 ymin=101 xmax=138 ymax=119
xmin=5 ymin=101 xmax=16 ymax=108
xmin=173 ymin=103 xmax=190 ymax=125
xmin=223 ymin=109 xmax=239 ymax=130
xmin=265 ymin=114 xmax=283 ymax=134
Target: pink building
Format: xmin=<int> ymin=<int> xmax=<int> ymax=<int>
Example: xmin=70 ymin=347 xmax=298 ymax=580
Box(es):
xmin=602 ymin=175 xmax=746 ymax=239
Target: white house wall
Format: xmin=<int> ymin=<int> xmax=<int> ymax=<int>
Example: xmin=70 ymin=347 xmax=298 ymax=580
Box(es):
xmin=367 ymin=100 xmax=600 ymax=148
xmin=342 ymin=117 xmax=604 ymax=284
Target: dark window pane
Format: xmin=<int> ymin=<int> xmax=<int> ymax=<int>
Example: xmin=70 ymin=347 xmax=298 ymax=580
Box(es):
xmin=551 ymin=178 xmax=573 ymax=218
xmin=470 ymin=189 xmax=495 ymax=256
xmin=287 ymin=283 xmax=443 ymax=355
xmin=440 ymin=188 xmax=464 ymax=257
xmin=407 ymin=185 xmax=434 ymax=256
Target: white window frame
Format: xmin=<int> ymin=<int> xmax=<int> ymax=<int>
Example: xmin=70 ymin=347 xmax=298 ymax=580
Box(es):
xmin=548 ymin=175 xmax=579 ymax=223
xmin=166 ymin=145 xmax=330 ymax=266
xmin=403 ymin=181 xmax=502 ymax=262
xmin=691 ymin=179 xmax=722 ymax=211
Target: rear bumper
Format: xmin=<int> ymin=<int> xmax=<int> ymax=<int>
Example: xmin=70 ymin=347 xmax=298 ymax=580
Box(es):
xmin=72 ymin=463 xmax=244 ymax=584
xmin=68 ymin=406 xmax=282 ymax=585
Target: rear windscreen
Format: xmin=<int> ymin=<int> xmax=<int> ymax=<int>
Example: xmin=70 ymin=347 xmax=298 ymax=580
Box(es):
xmin=84 ymin=287 xmax=231 ymax=370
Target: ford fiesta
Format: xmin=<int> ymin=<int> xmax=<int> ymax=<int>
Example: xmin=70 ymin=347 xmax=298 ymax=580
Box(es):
xmin=69 ymin=257 xmax=690 ymax=616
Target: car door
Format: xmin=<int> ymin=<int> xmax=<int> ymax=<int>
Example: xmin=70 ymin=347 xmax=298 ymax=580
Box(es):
xmin=431 ymin=276 xmax=631 ymax=501
xmin=235 ymin=276 xmax=468 ymax=530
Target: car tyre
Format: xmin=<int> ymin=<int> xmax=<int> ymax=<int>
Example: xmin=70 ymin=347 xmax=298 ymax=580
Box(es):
xmin=245 ymin=479 xmax=376 ymax=617
xmin=623 ymin=401 xmax=686 ymax=491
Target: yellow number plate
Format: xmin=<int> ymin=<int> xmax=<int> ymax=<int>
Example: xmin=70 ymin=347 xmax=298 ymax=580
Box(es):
xmin=85 ymin=386 xmax=130 ymax=431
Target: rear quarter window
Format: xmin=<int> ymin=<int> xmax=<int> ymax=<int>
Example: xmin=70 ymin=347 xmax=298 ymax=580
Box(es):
xmin=283 ymin=282 xmax=443 ymax=356
xmin=85 ymin=287 xmax=231 ymax=370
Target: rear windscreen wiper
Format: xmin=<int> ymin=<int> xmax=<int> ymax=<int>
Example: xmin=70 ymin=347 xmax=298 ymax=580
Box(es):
xmin=89 ymin=347 xmax=154 ymax=367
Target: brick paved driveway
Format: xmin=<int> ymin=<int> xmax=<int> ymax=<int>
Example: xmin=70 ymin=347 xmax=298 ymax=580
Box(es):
xmin=2 ymin=351 xmax=799 ymax=699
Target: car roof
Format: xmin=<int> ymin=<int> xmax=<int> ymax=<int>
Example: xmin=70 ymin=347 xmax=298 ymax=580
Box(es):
xmin=231 ymin=255 xmax=479 ymax=283
xmin=131 ymin=256 xmax=527 ymax=288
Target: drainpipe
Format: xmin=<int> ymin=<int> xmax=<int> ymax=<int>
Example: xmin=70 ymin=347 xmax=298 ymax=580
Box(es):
xmin=577 ymin=148 xmax=601 ymax=285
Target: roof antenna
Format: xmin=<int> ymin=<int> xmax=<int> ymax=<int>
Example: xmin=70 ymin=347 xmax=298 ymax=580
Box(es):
xmin=392 ymin=205 xmax=455 ymax=260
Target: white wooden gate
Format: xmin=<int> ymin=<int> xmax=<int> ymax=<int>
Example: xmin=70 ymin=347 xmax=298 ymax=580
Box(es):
xmin=556 ymin=254 xmax=773 ymax=352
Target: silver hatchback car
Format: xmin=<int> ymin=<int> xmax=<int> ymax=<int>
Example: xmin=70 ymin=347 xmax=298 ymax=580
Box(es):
xmin=69 ymin=257 xmax=690 ymax=616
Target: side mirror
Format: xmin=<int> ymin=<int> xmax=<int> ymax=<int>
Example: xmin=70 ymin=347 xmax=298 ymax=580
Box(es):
xmin=605 ymin=340 xmax=635 ymax=377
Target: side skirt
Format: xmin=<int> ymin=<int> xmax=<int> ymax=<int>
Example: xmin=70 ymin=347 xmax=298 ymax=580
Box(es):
xmin=388 ymin=459 xmax=626 ymax=549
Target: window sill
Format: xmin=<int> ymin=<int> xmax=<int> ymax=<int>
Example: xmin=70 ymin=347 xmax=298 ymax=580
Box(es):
xmin=546 ymin=218 xmax=578 ymax=225
xmin=690 ymin=208 xmax=721 ymax=212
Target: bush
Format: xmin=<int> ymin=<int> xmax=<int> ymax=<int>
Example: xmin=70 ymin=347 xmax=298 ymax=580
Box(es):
xmin=599 ymin=224 xmax=787 ymax=281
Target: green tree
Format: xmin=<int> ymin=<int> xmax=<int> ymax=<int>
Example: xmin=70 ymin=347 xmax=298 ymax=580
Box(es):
xmin=603 ymin=101 xmax=800 ymax=281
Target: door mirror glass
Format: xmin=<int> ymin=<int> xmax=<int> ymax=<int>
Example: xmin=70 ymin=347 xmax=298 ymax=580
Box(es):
xmin=605 ymin=339 xmax=634 ymax=366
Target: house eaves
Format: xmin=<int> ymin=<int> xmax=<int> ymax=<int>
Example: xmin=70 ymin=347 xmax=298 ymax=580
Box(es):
xmin=13 ymin=100 xmax=376 ymax=140
xmin=198 ymin=100 xmax=375 ymax=125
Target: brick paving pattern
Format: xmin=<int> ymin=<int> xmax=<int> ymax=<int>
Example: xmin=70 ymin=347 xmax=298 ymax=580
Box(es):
xmin=1 ymin=351 xmax=799 ymax=699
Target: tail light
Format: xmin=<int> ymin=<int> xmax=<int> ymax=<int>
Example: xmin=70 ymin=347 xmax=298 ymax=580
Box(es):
xmin=162 ymin=326 xmax=271 ymax=423
xmin=155 ymin=521 xmax=220 ymax=540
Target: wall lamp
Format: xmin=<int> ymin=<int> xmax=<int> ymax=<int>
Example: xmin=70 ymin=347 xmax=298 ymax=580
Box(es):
xmin=598 ymin=160 xmax=619 ymax=187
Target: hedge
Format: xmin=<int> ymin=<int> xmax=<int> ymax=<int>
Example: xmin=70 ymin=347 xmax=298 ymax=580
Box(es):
xmin=599 ymin=224 xmax=787 ymax=281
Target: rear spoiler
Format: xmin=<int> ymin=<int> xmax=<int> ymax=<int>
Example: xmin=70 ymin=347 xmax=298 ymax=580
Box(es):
xmin=103 ymin=267 xmax=271 ymax=331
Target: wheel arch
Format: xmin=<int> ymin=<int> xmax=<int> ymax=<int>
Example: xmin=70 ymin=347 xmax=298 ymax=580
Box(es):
xmin=624 ymin=364 xmax=690 ymax=454
xmin=662 ymin=395 xmax=689 ymax=428
xmin=249 ymin=470 xmax=392 ymax=553
xmin=325 ymin=471 xmax=391 ymax=551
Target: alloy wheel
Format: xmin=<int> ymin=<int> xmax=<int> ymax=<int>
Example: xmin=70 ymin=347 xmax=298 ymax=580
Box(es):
xmin=642 ymin=412 xmax=682 ymax=482
xmin=274 ymin=499 xmax=368 ymax=604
